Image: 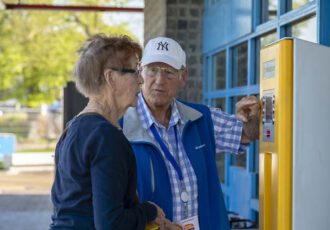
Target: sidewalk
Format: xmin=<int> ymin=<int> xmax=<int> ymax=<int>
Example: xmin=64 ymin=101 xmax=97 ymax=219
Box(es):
xmin=0 ymin=194 xmax=52 ymax=230
xmin=0 ymin=166 xmax=54 ymax=230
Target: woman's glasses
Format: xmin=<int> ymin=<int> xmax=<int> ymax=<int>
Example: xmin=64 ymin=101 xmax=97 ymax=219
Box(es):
xmin=110 ymin=67 xmax=140 ymax=78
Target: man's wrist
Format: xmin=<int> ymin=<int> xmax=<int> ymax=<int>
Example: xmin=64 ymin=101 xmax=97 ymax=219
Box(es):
xmin=241 ymin=134 xmax=251 ymax=144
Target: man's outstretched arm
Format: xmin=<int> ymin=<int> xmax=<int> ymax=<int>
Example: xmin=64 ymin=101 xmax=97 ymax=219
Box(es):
xmin=235 ymin=96 xmax=260 ymax=144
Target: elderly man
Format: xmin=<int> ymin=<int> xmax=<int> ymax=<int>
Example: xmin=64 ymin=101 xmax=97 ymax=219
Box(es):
xmin=121 ymin=37 xmax=259 ymax=230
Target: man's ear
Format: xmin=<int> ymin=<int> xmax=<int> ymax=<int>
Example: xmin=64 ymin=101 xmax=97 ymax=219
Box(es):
xmin=178 ymin=68 xmax=188 ymax=88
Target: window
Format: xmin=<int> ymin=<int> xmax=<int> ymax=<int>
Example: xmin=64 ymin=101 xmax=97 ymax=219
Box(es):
xmin=289 ymin=0 xmax=314 ymax=11
xmin=261 ymin=0 xmax=278 ymax=23
xmin=213 ymin=96 xmax=233 ymax=182
xmin=205 ymin=57 xmax=210 ymax=92
xmin=232 ymin=154 xmax=247 ymax=168
xmin=213 ymin=98 xmax=227 ymax=183
xmin=254 ymin=140 xmax=260 ymax=173
xmin=255 ymin=31 xmax=277 ymax=84
xmin=291 ymin=15 xmax=316 ymax=43
xmin=232 ymin=42 xmax=248 ymax=87
xmin=230 ymin=96 xmax=247 ymax=168
xmin=205 ymin=0 xmax=220 ymax=7
xmin=212 ymin=97 xmax=226 ymax=111
xmin=216 ymin=153 xmax=225 ymax=183
xmin=213 ymin=51 xmax=226 ymax=90
xmin=260 ymin=32 xmax=277 ymax=48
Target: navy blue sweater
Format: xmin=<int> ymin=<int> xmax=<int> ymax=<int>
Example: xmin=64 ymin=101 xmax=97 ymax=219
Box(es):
xmin=50 ymin=114 xmax=156 ymax=230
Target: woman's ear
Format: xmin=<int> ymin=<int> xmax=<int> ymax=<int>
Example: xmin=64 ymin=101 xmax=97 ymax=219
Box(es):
xmin=104 ymin=69 xmax=115 ymax=87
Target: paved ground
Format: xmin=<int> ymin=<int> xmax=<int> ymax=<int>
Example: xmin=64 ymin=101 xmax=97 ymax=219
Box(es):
xmin=0 ymin=167 xmax=54 ymax=230
xmin=0 ymin=164 xmax=259 ymax=230
xmin=0 ymin=195 xmax=53 ymax=230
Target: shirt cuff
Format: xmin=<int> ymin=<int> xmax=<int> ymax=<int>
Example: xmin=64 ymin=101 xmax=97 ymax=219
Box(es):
xmin=238 ymin=143 xmax=249 ymax=153
xmin=140 ymin=202 xmax=157 ymax=222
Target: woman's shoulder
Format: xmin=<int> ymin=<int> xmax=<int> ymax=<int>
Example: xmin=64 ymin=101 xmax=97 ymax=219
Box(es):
xmin=64 ymin=113 xmax=121 ymax=142
xmin=74 ymin=113 xmax=117 ymax=130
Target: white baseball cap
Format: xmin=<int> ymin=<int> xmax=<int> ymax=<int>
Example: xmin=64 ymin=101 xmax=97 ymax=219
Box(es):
xmin=141 ymin=37 xmax=186 ymax=70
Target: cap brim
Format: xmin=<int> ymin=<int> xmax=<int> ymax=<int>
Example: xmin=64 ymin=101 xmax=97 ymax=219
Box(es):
xmin=141 ymin=54 xmax=182 ymax=70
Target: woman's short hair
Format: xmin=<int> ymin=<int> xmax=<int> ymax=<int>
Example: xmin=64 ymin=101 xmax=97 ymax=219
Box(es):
xmin=73 ymin=34 xmax=142 ymax=97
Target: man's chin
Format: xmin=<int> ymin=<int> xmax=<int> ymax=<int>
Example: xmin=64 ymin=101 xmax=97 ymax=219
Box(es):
xmin=142 ymin=93 xmax=171 ymax=108
xmin=150 ymin=99 xmax=171 ymax=108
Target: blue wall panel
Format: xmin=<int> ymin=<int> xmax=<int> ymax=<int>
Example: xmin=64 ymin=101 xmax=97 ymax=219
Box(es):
xmin=318 ymin=0 xmax=330 ymax=46
xmin=228 ymin=167 xmax=255 ymax=218
xmin=203 ymin=0 xmax=253 ymax=53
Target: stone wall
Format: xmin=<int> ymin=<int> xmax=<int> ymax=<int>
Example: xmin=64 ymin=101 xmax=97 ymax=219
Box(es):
xmin=144 ymin=0 xmax=204 ymax=103
xmin=144 ymin=0 xmax=167 ymax=44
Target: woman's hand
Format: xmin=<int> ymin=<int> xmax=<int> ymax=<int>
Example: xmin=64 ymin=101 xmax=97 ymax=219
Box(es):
xmin=164 ymin=219 xmax=180 ymax=230
xmin=148 ymin=201 xmax=166 ymax=229
xmin=146 ymin=202 xmax=180 ymax=230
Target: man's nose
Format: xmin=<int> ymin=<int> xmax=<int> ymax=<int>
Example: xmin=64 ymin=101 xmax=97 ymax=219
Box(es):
xmin=154 ymin=70 xmax=167 ymax=83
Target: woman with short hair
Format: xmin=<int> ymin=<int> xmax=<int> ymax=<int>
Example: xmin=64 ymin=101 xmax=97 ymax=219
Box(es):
xmin=50 ymin=34 xmax=165 ymax=230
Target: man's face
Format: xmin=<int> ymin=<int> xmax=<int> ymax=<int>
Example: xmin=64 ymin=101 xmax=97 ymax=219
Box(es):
xmin=140 ymin=62 xmax=187 ymax=110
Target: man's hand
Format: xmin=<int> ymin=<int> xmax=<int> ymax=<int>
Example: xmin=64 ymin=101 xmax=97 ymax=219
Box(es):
xmin=235 ymin=96 xmax=260 ymax=143
xmin=236 ymin=96 xmax=259 ymax=122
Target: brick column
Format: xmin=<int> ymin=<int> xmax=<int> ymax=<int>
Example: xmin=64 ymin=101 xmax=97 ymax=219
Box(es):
xmin=144 ymin=0 xmax=203 ymax=103
xmin=144 ymin=0 xmax=167 ymax=43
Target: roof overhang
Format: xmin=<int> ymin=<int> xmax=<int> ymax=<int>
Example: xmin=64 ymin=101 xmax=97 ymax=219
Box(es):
xmin=2 ymin=3 xmax=143 ymax=12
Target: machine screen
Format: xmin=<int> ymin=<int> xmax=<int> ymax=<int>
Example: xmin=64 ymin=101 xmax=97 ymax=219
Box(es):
xmin=265 ymin=97 xmax=273 ymax=123
xmin=262 ymin=94 xmax=275 ymax=142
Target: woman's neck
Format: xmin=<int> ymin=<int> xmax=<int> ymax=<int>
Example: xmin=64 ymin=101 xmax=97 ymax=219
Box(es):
xmin=80 ymin=96 xmax=124 ymax=129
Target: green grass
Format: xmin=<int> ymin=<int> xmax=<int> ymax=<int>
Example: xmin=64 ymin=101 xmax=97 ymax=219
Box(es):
xmin=16 ymin=148 xmax=55 ymax=153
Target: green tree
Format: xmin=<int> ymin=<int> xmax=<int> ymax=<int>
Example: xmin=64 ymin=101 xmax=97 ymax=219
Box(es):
xmin=0 ymin=0 xmax=139 ymax=107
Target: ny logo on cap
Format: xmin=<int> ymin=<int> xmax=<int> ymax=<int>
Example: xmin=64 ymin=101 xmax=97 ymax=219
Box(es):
xmin=157 ymin=41 xmax=169 ymax=51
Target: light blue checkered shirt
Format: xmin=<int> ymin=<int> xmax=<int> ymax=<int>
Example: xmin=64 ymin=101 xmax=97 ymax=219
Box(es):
xmin=136 ymin=93 xmax=244 ymax=222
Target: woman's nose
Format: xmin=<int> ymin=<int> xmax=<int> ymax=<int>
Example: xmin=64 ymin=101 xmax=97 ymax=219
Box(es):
xmin=138 ymin=74 xmax=144 ymax=84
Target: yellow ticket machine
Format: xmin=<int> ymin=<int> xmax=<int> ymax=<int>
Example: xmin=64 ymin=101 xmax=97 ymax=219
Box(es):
xmin=259 ymin=38 xmax=330 ymax=230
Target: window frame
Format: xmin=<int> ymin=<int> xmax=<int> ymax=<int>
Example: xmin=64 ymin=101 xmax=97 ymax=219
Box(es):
xmin=202 ymin=0 xmax=330 ymax=215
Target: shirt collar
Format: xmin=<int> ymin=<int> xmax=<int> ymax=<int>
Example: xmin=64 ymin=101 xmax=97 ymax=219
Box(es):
xmin=137 ymin=92 xmax=185 ymax=130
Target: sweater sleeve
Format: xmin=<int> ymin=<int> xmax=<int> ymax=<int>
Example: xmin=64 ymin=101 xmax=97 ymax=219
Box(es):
xmin=89 ymin=126 xmax=157 ymax=230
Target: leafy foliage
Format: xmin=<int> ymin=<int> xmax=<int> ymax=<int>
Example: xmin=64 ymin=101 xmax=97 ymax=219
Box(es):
xmin=0 ymin=0 xmax=138 ymax=107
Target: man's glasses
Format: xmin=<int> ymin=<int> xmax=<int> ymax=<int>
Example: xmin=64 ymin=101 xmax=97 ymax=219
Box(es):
xmin=110 ymin=67 xmax=140 ymax=78
xmin=143 ymin=66 xmax=180 ymax=80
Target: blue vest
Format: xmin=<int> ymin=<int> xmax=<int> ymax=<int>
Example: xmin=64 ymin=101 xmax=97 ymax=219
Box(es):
xmin=121 ymin=101 xmax=230 ymax=230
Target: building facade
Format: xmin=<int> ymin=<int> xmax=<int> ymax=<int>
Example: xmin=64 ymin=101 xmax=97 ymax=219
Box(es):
xmin=144 ymin=0 xmax=330 ymax=225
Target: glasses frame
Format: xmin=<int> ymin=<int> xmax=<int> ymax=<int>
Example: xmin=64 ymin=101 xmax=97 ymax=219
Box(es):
xmin=143 ymin=66 xmax=182 ymax=80
xmin=110 ymin=67 xmax=140 ymax=78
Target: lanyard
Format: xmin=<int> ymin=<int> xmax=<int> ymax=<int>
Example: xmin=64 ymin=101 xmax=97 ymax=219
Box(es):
xmin=150 ymin=124 xmax=183 ymax=181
